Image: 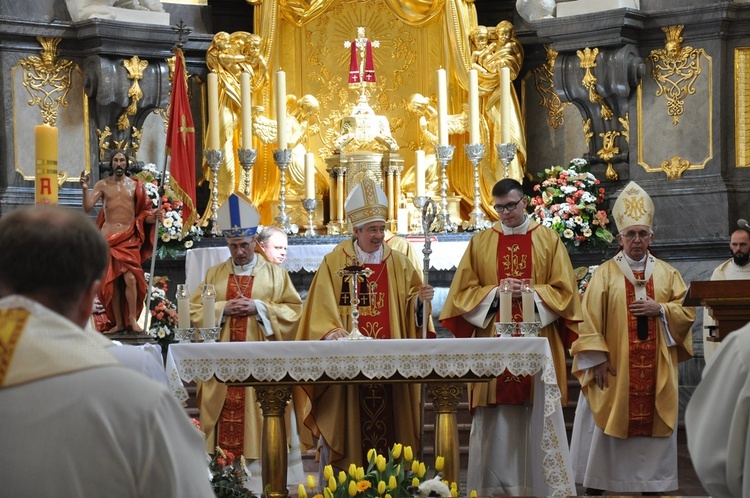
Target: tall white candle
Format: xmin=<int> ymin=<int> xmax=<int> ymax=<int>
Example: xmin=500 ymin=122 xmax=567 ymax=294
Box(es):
xmin=304 ymin=152 xmax=316 ymax=199
xmin=240 ymin=72 xmax=253 ymax=149
xmin=202 ymin=284 xmax=216 ymax=329
xmin=499 ymin=286 xmax=512 ymax=323
xmin=468 ymin=69 xmax=480 ymax=145
xmin=437 ymin=68 xmax=449 ymax=146
xmin=207 ymin=72 xmax=220 ymax=151
xmin=275 ymin=70 xmax=287 ymax=150
xmin=522 ymin=293 xmax=535 ymax=323
xmin=415 ymin=150 xmax=426 ymax=197
xmin=500 ymin=66 xmax=511 ymax=144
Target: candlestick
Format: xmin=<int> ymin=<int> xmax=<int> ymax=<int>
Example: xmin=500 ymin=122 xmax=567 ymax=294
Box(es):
xmin=176 ymin=284 xmax=190 ymax=330
xmin=431 ymin=145 xmax=457 ymax=233
xmin=240 ymin=72 xmax=253 ymax=149
xmin=273 ymin=148 xmax=298 ymax=235
xmin=522 ymin=279 xmax=535 ymax=323
xmin=302 ymin=197 xmax=317 ymax=238
xmin=437 ymin=68 xmax=449 ymax=146
xmin=415 ymin=150 xmax=426 ymax=198
xmin=275 ymin=70 xmax=287 ymax=150
xmin=497 ymin=142 xmax=517 ymax=179
xmin=35 ymin=124 xmax=58 ymax=205
xmin=468 ymin=69 xmax=480 ymax=145
xmin=499 ymin=279 xmax=512 ymax=323
xmin=237 ymin=148 xmax=257 ymax=198
xmin=202 ymin=284 xmax=216 ymax=329
xmin=462 ymin=143 xmax=490 ymax=231
xmin=500 ymin=66 xmax=511 ymax=144
xmin=204 ymin=149 xmax=224 ymax=236
xmin=207 ymin=72 xmax=220 ymax=151
xmin=304 ymin=152 xmax=316 ymax=200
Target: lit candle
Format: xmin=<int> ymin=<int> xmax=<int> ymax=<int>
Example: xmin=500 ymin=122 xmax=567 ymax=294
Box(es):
xmin=202 ymin=284 xmax=216 ymax=329
xmin=207 ymin=72 xmax=220 ymax=150
xmin=500 ymin=66 xmax=511 ymax=144
xmin=468 ymin=69 xmax=480 ymax=145
xmin=499 ymin=280 xmax=512 ymax=323
xmin=275 ymin=70 xmax=287 ymax=150
xmin=240 ymin=72 xmax=253 ymax=149
xmin=35 ymin=124 xmax=58 ymax=205
xmin=176 ymin=284 xmax=190 ymax=330
xmin=304 ymin=152 xmax=316 ymax=199
xmin=415 ymin=150 xmax=426 ymax=197
xmin=522 ymin=279 xmax=535 ymax=323
xmin=437 ymin=68 xmax=449 ymax=146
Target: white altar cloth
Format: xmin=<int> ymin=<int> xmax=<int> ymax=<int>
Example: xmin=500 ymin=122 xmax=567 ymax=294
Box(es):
xmin=166 ymin=337 xmax=576 ymax=496
xmin=185 ymin=237 xmax=468 ymax=293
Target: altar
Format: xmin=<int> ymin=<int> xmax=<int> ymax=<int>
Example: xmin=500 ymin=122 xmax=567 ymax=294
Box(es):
xmin=166 ymin=337 xmax=576 ymax=497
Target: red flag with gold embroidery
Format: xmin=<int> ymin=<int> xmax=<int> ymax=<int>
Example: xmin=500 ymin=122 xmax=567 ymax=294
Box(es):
xmin=165 ymin=48 xmax=197 ymax=236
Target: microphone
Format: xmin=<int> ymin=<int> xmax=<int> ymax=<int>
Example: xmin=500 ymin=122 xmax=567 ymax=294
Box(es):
xmin=739 ymin=219 xmax=750 ymax=230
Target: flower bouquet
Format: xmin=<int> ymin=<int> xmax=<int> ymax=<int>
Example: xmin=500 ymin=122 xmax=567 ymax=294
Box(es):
xmin=529 ymin=158 xmax=614 ymax=252
xmin=135 ymin=163 xmax=203 ymax=259
xmin=146 ymin=275 xmax=178 ymax=348
xmin=301 ymin=444 xmax=461 ymax=498
xmin=209 ymin=447 xmax=255 ymax=498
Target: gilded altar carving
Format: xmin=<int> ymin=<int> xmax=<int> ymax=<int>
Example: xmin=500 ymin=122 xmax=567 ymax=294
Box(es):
xmin=117 ymin=56 xmax=148 ymax=130
xmin=582 ymin=118 xmax=593 ymax=148
xmin=18 ymin=37 xmax=76 ymax=126
xmin=660 ymin=155 xmax=690 ymax=180
xmin=648 ymin=25 xmax=705 ymax=126
xmin=735 ymin=47 xmax=750 ymax=168
xmin=577 ymin=47 xmax=613 ymax=121
xmin=598 ymin=130 xmax=621 ymax=180
xmin=531 ymin=45 xmax=570 ymax=130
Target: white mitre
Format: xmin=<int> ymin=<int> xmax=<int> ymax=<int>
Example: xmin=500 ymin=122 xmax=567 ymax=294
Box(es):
xmin=344 ymin=177 xmax=388 ymax=227
xmin=612 ymin=181 xmax=654 ymax=232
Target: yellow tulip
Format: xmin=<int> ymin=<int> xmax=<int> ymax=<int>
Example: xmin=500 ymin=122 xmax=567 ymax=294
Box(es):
xmin=411 ymin=460 xmax=420 ymax=474
xmin=328 ymin=476 xmax=337 ymax=492
xmin=339 ymin=471 xmax=347 ymax=485
xmin=378 ymin=480 xmax=386 ymax=495
xmin=299 ymin=484 xmax=308 ymax=498
xmin=348 ymin=480 xmax=357 ymax=497
xmin=411 ymin=477 xmax=420 ymax=487
xmin=450 ymin=488 xmax=457 ymax=498
xmin=348 ymin=463 xmax=357 ymax=477
xmin=404 ymin=446 xmax=413 ymax=461
xmin=356 ymin=467 xmax=365 ymax=481
xmin=388 ymin=476 xmax=397 ymax=491
xmin=324 ymin=465 xmax=334 ymax=481
xmin=385 ymin=494 xmax=392 ymax=498
xmin=450 ymin=482 xmax=457 ymax=490
xmin=392 ymin=443 xmax=402 ymax=459
xmin=470 ymin=491 xmax=477 ymax=498
xmin=324 ymin=489 xmax=333 ymax=498
xmin=367 ymin=448 xmax=377 ymax=464
xmin=435 ymin=456 xmax=444 ymax=472
xmin=418 ymin=462 xmax=426 ymax=478
xmin=307 ymin=475 xmax=317 ymax=490
xmin=377 ymin=455 xmax=387 ymax=473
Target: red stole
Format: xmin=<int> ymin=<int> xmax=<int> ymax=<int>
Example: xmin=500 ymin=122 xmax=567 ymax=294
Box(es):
xmin=218 ymin=274 xmax=254 ymax=456
xmin=358 ymin=263 xmax=391 ymax=339
xmin=624 ymin=270 xmax=657 ymax=437
xmin=494 ymin=230 xmax=534 ymax=405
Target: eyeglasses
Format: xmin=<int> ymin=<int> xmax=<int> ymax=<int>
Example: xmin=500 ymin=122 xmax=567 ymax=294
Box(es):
xmin=619 ymin=230 xmax=652 ymax=240
xmin=494 ymin=200 xmax=522 ymax=213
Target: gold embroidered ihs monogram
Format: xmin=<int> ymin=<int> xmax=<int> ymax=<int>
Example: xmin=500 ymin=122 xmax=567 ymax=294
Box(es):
xmin=502 ymin=244 xmax=527 ymax=277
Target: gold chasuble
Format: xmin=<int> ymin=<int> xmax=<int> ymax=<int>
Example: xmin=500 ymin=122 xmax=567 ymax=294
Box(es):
xmin=190 ymin=257 xmax=302 ymax=458
xmin=571 ymin=256 xmax=694 ymax=439
xmin=296 ymin=239 xmax=431 ymax=468
xmin=439 ymin=220 xmax=582 ymax=408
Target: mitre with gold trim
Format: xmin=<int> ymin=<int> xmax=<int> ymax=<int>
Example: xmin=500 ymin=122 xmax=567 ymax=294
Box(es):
xmin=345 ymin=177 xmax=388 ymax=227
xmin=612 ymin=181 xmax=654 ymax=232
xmin=217 ymin=192 xmax=260 ymax=238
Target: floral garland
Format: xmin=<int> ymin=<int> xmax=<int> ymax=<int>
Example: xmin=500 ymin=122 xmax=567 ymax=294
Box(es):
xmin=134 ymin=163 xmax=203 ymax=259
xmin=146 ymin=275 xmax=178 ymax=348
xmin=529 ymin=158 xmax=613 ymax=252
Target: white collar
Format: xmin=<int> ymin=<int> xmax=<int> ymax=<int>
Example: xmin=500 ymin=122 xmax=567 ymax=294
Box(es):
xmin=622 ymin=251 xmax=648 ymax=270
xmin=232 ymin=253 xmax=257 ymax=275
xmin=354 ymin=240 xmax=383 ymax=264
xmin=501 ymin=214 xmax=530 ymax=235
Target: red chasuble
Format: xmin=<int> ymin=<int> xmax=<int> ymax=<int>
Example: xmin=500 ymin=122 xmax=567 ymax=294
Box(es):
xmin=217 ymin=274 xmax=254 ymax=455
xmin=624 ymin=270 xmax=657 ymax=437
xmin=494 ymin=230 xmax=534 ymax=405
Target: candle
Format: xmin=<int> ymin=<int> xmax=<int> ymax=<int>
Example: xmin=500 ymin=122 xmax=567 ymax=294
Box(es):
xmin=437 ymin=68 xmax=449 ymax=146
xmin=240 ymin=72 xmax=253 ymax=149
xmin=176 ymin=284 xmax=190 ymax=330
xmin=35 ymin=124 xmax=58 ymax=205
xmin=415 ymin=150 xmax=426 ymax=197
xmin=275 ymin=70 xmax=287 ymax=150
xmin=499 ymin=280 xmax=512 ymax=324
xmin=500 ymin=66 xmax=511 ymax=144
xmin=522 ymin=279 xmax=535 ymax=323
xmin=207 ymin=72 xmax=220 ymax=150
xmin=468 ymin=69 xmax=480 ymax=145
xmin=202 ymin=284 xmax=216 ymax=328
xmin=304 ymin=152 xmax=316 ymax=199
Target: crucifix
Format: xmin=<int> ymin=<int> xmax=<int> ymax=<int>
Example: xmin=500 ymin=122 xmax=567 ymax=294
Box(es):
xmin=344 ymin=27 xmax=379 ymax=103
xmin=337 ymin=256 xmax=374 ymax=340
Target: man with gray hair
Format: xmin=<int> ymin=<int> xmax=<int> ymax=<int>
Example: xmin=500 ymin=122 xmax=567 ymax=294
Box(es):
xmin=0 ymin=205 xmax=212 ymax=497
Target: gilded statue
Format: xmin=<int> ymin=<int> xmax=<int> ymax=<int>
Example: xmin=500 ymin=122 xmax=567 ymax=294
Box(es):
xmin=469 ymin=21 xmax=527 ymax=183
xmin=201 ymin=31 xmax=269 ymax=224
xmin=252 ymin=94 xmax=322 ymax=197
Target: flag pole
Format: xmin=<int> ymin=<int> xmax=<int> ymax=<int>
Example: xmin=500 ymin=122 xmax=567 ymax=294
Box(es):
xmin=144 ymin=155 xmax=169 ymax=332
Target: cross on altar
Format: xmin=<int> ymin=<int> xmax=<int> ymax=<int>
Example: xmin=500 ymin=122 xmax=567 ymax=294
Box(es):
xmin=344 ymin=27 xmax=379 ymax=85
